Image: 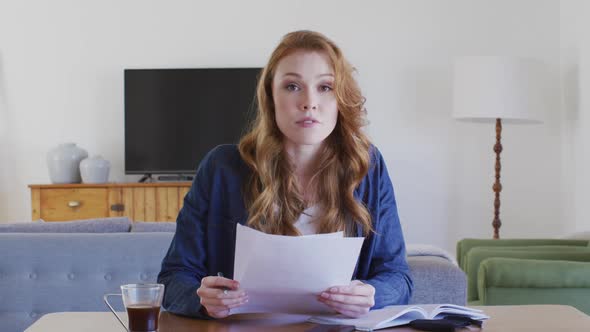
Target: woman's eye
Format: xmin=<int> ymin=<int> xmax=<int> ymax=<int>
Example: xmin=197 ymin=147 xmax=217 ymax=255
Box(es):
xmin=320 ymin=85 xmax=333 ymax=92
xmin=286 ymin=83 xmax=300 ymax=91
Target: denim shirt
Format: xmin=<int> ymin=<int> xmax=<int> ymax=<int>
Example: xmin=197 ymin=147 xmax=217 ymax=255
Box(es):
xmin=157 ymin=144 xmax=413 ymax=317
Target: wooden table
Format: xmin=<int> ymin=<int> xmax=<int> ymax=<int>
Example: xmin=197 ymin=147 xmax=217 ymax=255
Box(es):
xmin=25 ymin=305 xmax=590 ymax=331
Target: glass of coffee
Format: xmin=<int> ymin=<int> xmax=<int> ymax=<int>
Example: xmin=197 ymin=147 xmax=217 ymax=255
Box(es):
xmin=104 ymin=283 xmax=165 ymax=332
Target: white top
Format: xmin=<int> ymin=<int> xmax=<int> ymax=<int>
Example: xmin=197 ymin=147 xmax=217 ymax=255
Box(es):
xmin=293 ymin=205 xmax=320 ymax=235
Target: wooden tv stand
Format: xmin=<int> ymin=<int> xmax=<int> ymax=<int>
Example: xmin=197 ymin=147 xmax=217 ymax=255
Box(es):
xmin=29 ymin=182 xmax=191 ymax=222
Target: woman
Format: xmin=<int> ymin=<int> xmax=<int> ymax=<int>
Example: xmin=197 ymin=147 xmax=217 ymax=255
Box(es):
xmin=158 ymin=30 xmax=413 ymax=319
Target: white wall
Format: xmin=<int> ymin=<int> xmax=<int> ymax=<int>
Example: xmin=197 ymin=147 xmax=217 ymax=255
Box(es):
xmin=0 ymin=0 xmax=567 ymax=253
xmin=560 ymin=0 xmax=590 ymax=235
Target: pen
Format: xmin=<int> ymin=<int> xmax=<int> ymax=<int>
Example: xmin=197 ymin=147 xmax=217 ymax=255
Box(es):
xmin=217 ymin=272 xmax=229 ymax=295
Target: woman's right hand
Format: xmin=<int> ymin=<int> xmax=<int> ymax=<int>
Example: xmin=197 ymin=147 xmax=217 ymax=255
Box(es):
xmin=196 ymin=275 xmax=249 ymax=318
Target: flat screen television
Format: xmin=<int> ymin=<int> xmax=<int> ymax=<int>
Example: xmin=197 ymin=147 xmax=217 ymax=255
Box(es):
xmin=124 ymin=68 xmax=261 ymax=179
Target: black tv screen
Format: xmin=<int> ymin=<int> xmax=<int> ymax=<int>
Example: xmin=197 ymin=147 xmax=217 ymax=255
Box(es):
xmin=124 ymin=68 xmax=260 ymax=175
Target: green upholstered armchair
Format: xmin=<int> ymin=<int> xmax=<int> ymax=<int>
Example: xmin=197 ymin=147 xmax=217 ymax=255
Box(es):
xmin=456 ymin=238 xmax=590 ymax=314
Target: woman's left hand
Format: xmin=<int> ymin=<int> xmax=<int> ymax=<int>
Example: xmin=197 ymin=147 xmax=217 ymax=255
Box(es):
xmin=318 ymin=280 xmax=375 ymax=317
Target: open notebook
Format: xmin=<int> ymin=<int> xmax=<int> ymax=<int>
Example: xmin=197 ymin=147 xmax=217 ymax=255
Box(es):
xmin=308 ymin=304 xmax=489 ymax=331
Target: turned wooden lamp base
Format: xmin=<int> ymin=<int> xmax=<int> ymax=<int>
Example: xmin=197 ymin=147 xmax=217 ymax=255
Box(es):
xmin=492 ymin=118 xmax=503 ymax=239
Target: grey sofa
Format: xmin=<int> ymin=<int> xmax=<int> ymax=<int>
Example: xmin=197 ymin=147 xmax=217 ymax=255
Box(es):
xmin=0 ymin=220 xmax=465 ymax=332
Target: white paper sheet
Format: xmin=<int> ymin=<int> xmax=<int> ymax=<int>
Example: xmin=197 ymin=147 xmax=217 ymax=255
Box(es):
xmin=231 ymin=224 xmax=364 ymax=315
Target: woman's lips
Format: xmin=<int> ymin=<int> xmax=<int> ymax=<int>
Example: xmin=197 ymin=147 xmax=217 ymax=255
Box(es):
xmin=296 ymin=119 xmax=319 ymax=128
xmin=296 ymin=117 xmax=319 ymax=127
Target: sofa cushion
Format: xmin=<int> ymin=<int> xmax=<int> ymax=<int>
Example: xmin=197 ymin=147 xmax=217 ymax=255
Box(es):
xmin=0 ymin=232 xmax=174 ymax=332
xmin=407 ymin=244 xmax=457 ymax=265
xmin=0 ymin=220 xmax=44 ymax=232
xmin=0 ymin=217 xmax=131 ymax=233
xmin=408 ymin=255 xmax=466 ymax=305
xmin=131 ymin=221 xmax=176 ymax=232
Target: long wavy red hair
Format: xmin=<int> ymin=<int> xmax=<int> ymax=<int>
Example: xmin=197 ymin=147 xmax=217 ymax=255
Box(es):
xmin=238 ymin=30 xmax=372 ymax=236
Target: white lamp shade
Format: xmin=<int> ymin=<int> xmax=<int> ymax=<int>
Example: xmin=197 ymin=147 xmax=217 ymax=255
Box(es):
xmin=452 ymin=56 xmax=547 ymax=124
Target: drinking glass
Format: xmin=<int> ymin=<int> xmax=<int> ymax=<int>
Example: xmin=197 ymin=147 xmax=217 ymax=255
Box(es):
xmin=104 ymin=283 xmax=165 ymax=332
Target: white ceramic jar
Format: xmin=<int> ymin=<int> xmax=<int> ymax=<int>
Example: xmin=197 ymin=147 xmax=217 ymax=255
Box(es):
xmin=46 ymin=143 xmax=88 ymax=184
xmin=80 ymin=155 xmax=111 ymax=183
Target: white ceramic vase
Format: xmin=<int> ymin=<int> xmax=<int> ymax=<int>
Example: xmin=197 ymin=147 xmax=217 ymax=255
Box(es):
xmin=80 ymin=155 xmax=111 ymax=184
xmin=46 ymin=143 xmax=89 ymax=184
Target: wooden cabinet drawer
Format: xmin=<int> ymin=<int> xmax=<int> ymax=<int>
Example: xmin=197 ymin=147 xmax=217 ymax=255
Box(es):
xmin=40 ymin=188 xmax=109 ymax=221
xmin=30 ymin=182 xmax=191 ymax=222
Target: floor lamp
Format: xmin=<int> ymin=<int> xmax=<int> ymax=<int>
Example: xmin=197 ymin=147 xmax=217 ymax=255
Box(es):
xmin=452 ymin=56 xmax=546 ymax=239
